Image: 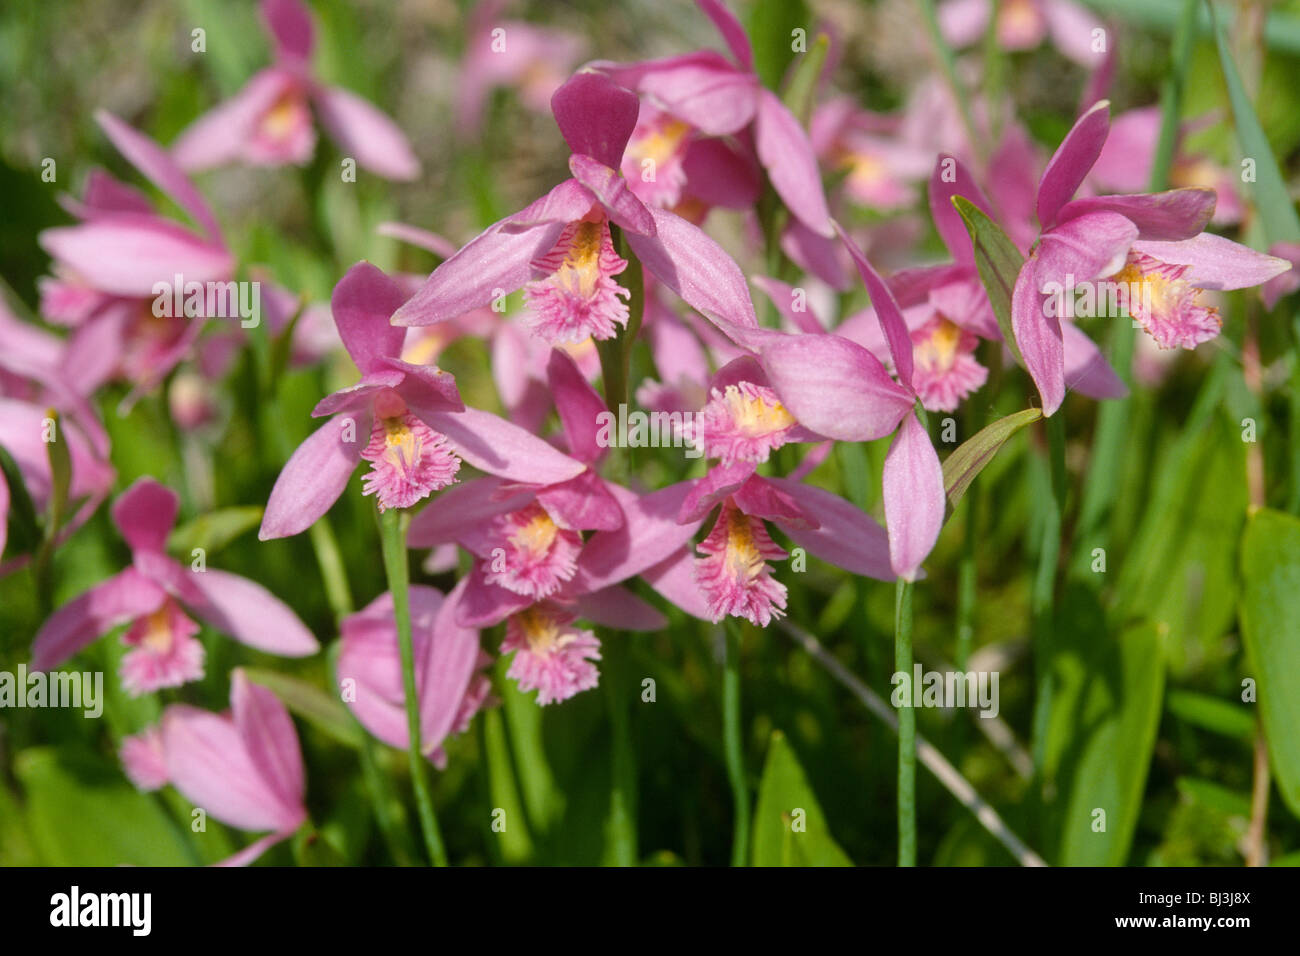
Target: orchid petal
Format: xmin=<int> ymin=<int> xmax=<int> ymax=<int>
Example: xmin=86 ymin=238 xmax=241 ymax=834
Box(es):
xmin=30 ymin=568 xmax=166 ymax=671
xmin=111 ymin=477 xmax=179 ymax=554
xmin=259 ymin=413 xmax=366 ymax=539
xmin=551 ymin=71 xmax=639 ymax=169
xmin=766 ymin=477 xmax=894 ymax=580
xmin=882 ymin=412 xmax=944 ymax=581
xmin=836 ymin=222 xmax=916 ymax=391
xmin=698 ymin=0 xmax=755 ymax=70
xmin=755 ymin=89 xmax=832 ymax=237
xmin=231 ymin=668 xmax=305 ymax=809
xmin=423 ymin=407 xmax=585 ymax=485
xmin=1060 ymin=188 xmax=1215 ymax=241
xmin=1011 ymin=260 xmax=1065 ymax=416
xmin=313 ymin=85 xmax=420 ymax=181
xmin=262 ymin=0 xmax=314 ymax=63
xmin=568 ymin=154 xmax=656 ymax=236
xmin=1132 ymin=233 xmax=1293 ymax=290
xmin=1037 ymin=99 xmax=1109 ymax=231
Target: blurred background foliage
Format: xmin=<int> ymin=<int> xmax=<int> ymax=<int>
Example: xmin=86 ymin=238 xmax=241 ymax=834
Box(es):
xmin=2 ymin=0 xmax=1300 ymax=866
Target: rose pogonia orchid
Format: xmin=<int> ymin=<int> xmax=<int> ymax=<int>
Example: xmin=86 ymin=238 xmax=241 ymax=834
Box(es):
xmin=259 ymin=262 xmax=586 ymax=539
xmin=391 ymin=71 xmax=761 ymax=347
xmin=1011 ymin=101 xmax=1290 ymax=415
xmin=125 ymin=669 xmax=309 ymax=866
xmin=338 ymin=580 xmax=493 ymax=766
xmin=456 ymin=0 xmax=586 ymax=137
xmin=32 ymin=479 xmax=319 ymax=695
xmin=677 ymin=462 xmax=895 ymax=626
xmin=939 ymin=0 xmax=1106 ymax=67
xmin=38 ymin=113 xmax=235 ymax=400
xmin=593 ymin=0 xmax=832 ymax=239
xmin=172 ymin=0 xmax=419 ymax=180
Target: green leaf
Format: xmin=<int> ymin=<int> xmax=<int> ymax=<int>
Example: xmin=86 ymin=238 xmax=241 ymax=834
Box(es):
xmin=167 ymin=506 xmax=265 ymax=557
xmin=0 ymin=442 xmax=41 ymax=556
xmin=292 ymin=825 xmax=347 ymax=866
xmin=952 ymin=196 xmax=1026 ymax=365
xmin=942 ymin=408 xmax=1042 ymax=513
xmin=1166 ymin=690 xmax=1255 ymax=740
xmin=242 ymin=667 xmax=362 ymax=748
xmin=1239 ymin=507 xmax=1300 ymax=818
xmin=1045 ymin=605 xmax=1166 ymax=866
xmin=1175 ymin=777 xmax=1252 ymax=818
xmin=751 ymin=730 xmax=852 ymax=866
xmin=1210 ymin=4 xmax=1300 ymax=244
xmin=781 ymin=33 xmax=829 ymax=126
xmin=16 ymin=748 xmax=195 ymax=866
xmin=748 ymin=0 xmax=810 ymax=92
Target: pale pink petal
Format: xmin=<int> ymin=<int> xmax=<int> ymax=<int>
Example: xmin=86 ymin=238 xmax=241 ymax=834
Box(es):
xmin=766 ymin=477 xmax=894 ymax=580
xmin=231 ymin=668 xmax=305 ymax=809
xmin=882 ymin=412 xmax=944 ymax=581
xmin=313 ymin=85 xmax=420 ymax=181
xmin=39 ymin=219 xmax=233 ymax=298
xmin=423 ymin=407 xmax=586 ymax=485
xmin=756 ymin=89 xmax=832 ymax=238
xmin=110 ymin=477 xmax=179 ymax=554
xmin=1062 ymin=321 xmax=1127 ymax=399
xmin=262 ymin=0 xmax=314 ymax=62
xmin=171 ymin=70 xmax=296 ymax=172
xmin=699 ymin=0 xmax=755 ymax=70
xmin=1132 ymin=233 xmax=1292 ymax=291
xmin=176 ymin=568 xmax=319 ymax=656
xmin=30 ymin=568 xmax=166 ymax=671
xmin=1037 ymin=100 xmax=1109 ymax=231
xmin=329 ymin=261 xmax=407 ymax=374
xmin=568 ymin=153 xmax=656 ymax=236
xmin=259 ymin=413 xmax=367 ymax=539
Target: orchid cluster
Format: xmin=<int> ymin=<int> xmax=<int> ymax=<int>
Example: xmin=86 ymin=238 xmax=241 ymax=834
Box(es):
xmin=2 ymin=0 xmax=1297 ymax=869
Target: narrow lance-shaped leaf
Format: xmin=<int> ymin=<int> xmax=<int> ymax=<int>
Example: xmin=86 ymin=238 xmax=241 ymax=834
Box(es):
xmin=751 ymin=730 xmax=853 ymax=866
xmin=942 ymin=407 xmax=1042 ymax=514
xmin=781 ymin=33 xmax=829 ymax=126
xmin=168 ymin=506 xmax=266 ymax=557
xmin=1239 ymin=508 xmax=1300 ymax=818
xmin=1210 ymin=3 xmax=1300 ymax=244
xmin=43 ymin=408 xmax=72 ymax=540
xmin=953 ymin=196 xmax=1025 ymax=366
xmin=243 ymin=667 xmax=363 ymax=749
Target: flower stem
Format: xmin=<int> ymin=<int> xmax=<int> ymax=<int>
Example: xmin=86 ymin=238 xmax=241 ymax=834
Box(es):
xmin=722 ymin=621 xmax=750 ymax=866
xmin=378 ymin=507 xmax=448 ymax=867
xmin=895 ymin=578 xmax=917 ymax=866
xmin=1030 ymin=413 xmax=1066 ymax=767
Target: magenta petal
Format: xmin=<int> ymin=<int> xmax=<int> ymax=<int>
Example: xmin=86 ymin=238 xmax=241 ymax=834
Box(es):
xmin=259 ymin=413 xmax=366 ymax=539
xmin=454 ymin=564 xmax=535 ymax=628
xmin=731 ymin=474 xmax=817 ymax=529
xmin=1132 ymin=233 xmax=1293 ymax=290
xmin=639 ymin=546 xmax=713 ymax=620
xmin=0 ymin=471 xmax=7 ymax=560
xmin=781 ymin=218 xmax=850 ymax=290
xmin=376 ymin=221 xmax=459 ymax=258
xmin=96 ymin=110 xmax=224 ymax=240
xmin=551 ymin=71 xmax=640 ymax=170
xmin=679 ymin=462 xmax=757 ymax=523
xmin=837 ymin=222 xmax=916 ymax=391
xmin=387 ymin=358 xmax=464 ymax=414
xmin=39 ymin=219 xmax=233 ymax=298
xmin=213 ymin=830 xmax=296 ymax=868
xmin=423 ymin=407 xmax=585 ymax=485
xmin=755 ymin=90 xmax=832 ymax=238
xmin=262 ymin=0 xmax=315 ymax=63
xmin=172 ymin=69 xmax=297 ymax=172
xmin=576 ymin=481 xmax=703 ymax=591
xmin=882 ymin=412 xmax=944 ymax=581
xmin=1060 ymin=188 xmax=1215 ymax=241
xmin=699 ymin=0 xmax=755 ymax=70
xmin=757 ymin=331 xmax=914 ymax=441
xmin=391 ymin=217 xmax=569 ymax=327
xmin=682 ymin=137 xmax=762 ymax=209
xmin=110 ymin=477 xmax=179 ymax=554
xmin=547 ymin=348 xmax=607 ymax=463
xmin=1011 ymin=260 xmax=1065 ymax=416
xmin=419 ymin=578 xmax=483 ymax=754
xmin=311 ymin=374 xmax=404 ymax=418
xmin=627 ymin=206 xmax=759 ymax=331
xmin=751 ymin=276 xmax=825 ymax=333
xmin=30 ymin=568 xmax=166 ymax=671
xmin=568 ymin=154 xmax=656 ymax=236
xmin=162 ymin=705 xmax=302 ymax=833
xmin=1036 ymin=99 xmax=1109 ymax=231
xmin=1062 ymin=321 xmax=1127 ymax=400
xmin=605 ymin=51 xmax=758 ymax=136
xmin=231 ymin=668 xmax=305 ymax=810
xmin=574 ymin=584 xmax=667 ymax=631
xmin=929 ymin=153 xmax=992 ymax=264
xmin=765 ymin=477 xmax=894 ymax=580
xmin=408 ymin=477 xmax=533 ymax=550
xmin=329 ymin=261 xmax=409 ymax=373
xmin=536 ymin=470 xmax=625 ymax=531
xmin=313 ymin=85 xmax=420 ymax=181
xmin=177 ymin=568 xmax=319 ymax=656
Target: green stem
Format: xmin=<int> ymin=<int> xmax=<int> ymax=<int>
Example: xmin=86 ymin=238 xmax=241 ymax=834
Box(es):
xmin=604 ymin=640 xmax=638 ymax=866
xmin=308 ymin=519 xmax=354 ymax=623
xmin=918 ymin=0 xmax=983 ymax=166
xmin=378 ymin=507 xmax=448 ymax=867
xmin=1030 ymin=414 xmax=1066 ymax=767
xmin=722 ymin=622 xmax=750 ymax=866
xmin=895 ymin=578 xmax=917 ymax=867
xmin=955 ymin=470 xmax=981 ymax=671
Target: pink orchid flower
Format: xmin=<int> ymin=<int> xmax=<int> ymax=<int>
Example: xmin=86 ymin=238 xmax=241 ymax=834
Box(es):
xmin=677 ymin=461 xmax=895 ymax=626
xmin=391 ymin=71 xmax=760 ymax=348
xmin=1262 ymin=242 xmax=1300 ymax=310
xmin=338 ymin=580 xmax=493 ymax=766
xmin=1011 ymin=101 xmax=1290 ymax=415
xmin=456 ymin=0 xmax=586 ymax=137
xmin=940 ymin=0 xmax=1107 ymax=67
xmin=32 ymin=478 xmax=319 ymax=695
xmin=594 ymin=0 xmax=831 ymax=239
xmin=259 ymin=262 xmax=585 ymax=539
xmin=172 ymin=0 xmax=418 ymax=180
xmin=38 ymin=113 xmax=235 ymax=400
xmin=124 ymin=669 xmax=309 ymax=866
